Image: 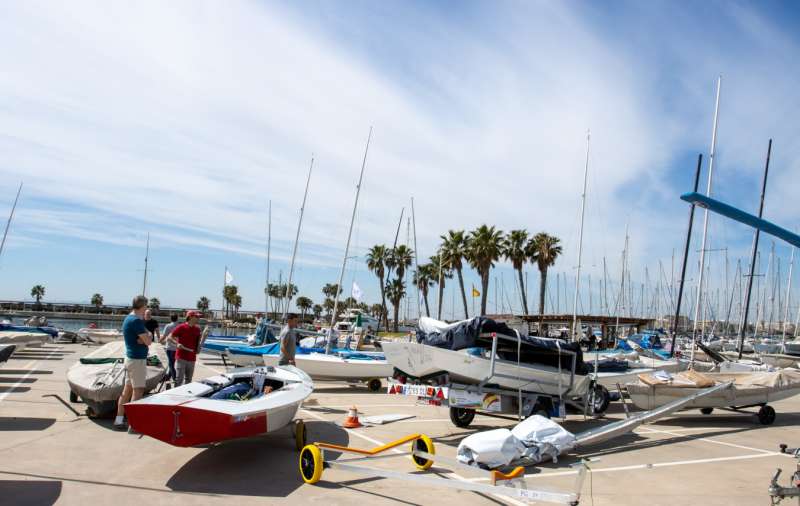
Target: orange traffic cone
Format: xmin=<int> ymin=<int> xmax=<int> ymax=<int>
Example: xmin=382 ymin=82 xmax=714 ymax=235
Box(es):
xmin=342 ymin=405 xmax=362 ymax=428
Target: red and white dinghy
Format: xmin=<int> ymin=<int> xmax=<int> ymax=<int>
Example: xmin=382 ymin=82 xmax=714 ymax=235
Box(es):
xmin=125 ymin=366 xmax=313 ymax=447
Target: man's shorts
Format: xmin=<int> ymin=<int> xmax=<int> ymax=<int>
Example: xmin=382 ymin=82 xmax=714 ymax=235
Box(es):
xmin=124 ymin=358 xmax=147 ymax=389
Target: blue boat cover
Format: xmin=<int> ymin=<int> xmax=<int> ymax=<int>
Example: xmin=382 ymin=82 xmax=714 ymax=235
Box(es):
xmin=0 ymin=324 xmax=59 ymax=338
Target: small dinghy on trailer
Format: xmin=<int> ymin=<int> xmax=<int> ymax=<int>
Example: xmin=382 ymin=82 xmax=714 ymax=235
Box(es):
xmin=125 ymin=365 xmax=313 ymax=448
xmin=0 ymin=330 xmax=50 ymax=351
xmin=67 ymin=341 xmax=166 ymax=417
xmin=625 ymin=368 xmax=800 ymax=424
xmin=262 ymin=350 xmax=392 ymax=391
xmin=76 ymin=328 xmax=124 ymax=345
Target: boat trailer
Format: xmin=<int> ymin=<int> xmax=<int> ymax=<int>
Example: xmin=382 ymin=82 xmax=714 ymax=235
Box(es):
xmin=768 ymin=444 xmax=800 ymax=505
xmin=299 ymin=433 xmax=587 ymax=505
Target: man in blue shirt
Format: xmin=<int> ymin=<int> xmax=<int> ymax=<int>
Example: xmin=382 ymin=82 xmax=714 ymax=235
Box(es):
xmin=114 ymin=295 xmax=153 ymax=431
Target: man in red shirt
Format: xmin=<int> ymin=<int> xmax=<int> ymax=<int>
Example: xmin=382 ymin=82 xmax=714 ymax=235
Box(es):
xmin=172 ymin=311 xmax=203 ymax=386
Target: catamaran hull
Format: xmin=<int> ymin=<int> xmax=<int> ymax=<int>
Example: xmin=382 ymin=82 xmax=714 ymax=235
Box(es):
xmin=262 ymin=352 xmax=392 ymax=381
xmin=125 ymin=366 xmax=312 ymax=447
xmin=382 ymin=341 xmax=590 ymax=396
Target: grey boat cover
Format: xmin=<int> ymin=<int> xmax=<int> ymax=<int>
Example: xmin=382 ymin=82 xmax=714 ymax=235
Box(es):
xmin=67 ymin=342 xmax=166 ymax=402
xmin=0 ymin=331 xmax=49 ymax=350
xmin=416 ymin=316 xmax=589 ymax=374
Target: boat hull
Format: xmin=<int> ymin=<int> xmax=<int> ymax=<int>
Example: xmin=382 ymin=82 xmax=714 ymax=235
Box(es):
xmin=626 ymin=370 xmax=800 ymax=410
xmin=262 ymin=352 xmax=392 ymax=381
xmin=125 ymin=366 xmax=312 ymax=447
xmin=382 ymin=341 xmax=590 ymax=396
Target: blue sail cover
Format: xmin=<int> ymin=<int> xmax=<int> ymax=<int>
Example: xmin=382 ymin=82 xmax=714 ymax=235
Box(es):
xmin=681 ymin=192 xmax=800 ymax=248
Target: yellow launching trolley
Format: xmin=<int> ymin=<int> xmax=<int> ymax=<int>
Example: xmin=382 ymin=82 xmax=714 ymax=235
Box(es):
xmin=299 ymin=433 xmax=586 ymax=505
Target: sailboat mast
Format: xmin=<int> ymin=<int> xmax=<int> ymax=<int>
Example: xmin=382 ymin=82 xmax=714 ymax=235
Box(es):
xmin=411 ymin=197 xmax=421 ymax=321
xmin=326 ymin=128 xmax=373 ymax=353
xmin=265 ymin=200 xmax=271 ymax=316
xmin=572 ymin=131 xmax=590 ymax=341
xmin=142 ymin=233 xmax=150 ymax=296
xmin=738 ymin=139 xmax=772 ymax=358
xmin=283 ymin=156 xmax=314 ymax=322
xmin=692 ymin=75 xmax=722 ymax=341
xmin=0 ymin=182 xmax=23 ymax=261
xmin=782 ymin=246 xmax=795 ymax=345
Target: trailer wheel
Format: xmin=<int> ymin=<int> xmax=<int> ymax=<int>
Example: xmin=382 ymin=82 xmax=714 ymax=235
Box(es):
xmin=449 ymin=407 xmax=475 ymax=428
xmin=299 ymin=444 xmax=323 ymax=484
xmin=69 ymin=390 xmax=79 ymax=403
xmin=294 ymin=420 xmax=307 ymax=452
xmin=590 ymin=384 xmax=610 ymax=415
xmin=411 ymin=434 xmax=435 ymax=470
xmin=758 ymin=405 xmax=776 ymax=425
xmin=367 ymin=378 xmax=382 ymax=392
xmin=85 ymin=406 xmax=97 ymax=418
xmin=700 ymin=407 xmax=714 ymax=415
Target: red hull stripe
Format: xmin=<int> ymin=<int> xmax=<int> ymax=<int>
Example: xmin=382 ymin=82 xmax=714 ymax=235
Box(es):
xmin=126 ymin=403 xmax=268 ymax=447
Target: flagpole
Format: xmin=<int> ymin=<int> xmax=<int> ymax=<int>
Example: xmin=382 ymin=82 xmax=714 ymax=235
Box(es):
xmin=283 ymin=156 xmax=314 ymax=323
xmin=265 ymin=200 xmax=271 ymax=317
xmin=411 ymin=196 xmax=421 ymax=321
xmin=222 ymin=265 xmax=227 ymax=319
xmin=326 ymin=127 xmax=373 ymax=354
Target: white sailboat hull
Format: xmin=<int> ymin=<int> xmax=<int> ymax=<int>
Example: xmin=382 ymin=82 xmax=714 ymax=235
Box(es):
xmin=382 ymin=341 xmax=590 ymax=396
xmin=262 ymin=352 xmax=392 ymax=381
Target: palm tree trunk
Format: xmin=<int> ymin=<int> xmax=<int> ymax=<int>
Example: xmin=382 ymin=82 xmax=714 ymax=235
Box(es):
xmin=437 ymin=280 xmax=445 ymax=320
xmin=379 ymin=274 xmax=388 ymax=329
xmin=423 ymin=291 xmax=430 ymax=317
xmin=539 ymin=268 xmax=547 ymax=315
xmin=517 ymin=268 xmax=529 ymax=315
xmin=457 ymin=268 xmax=469 ymax=319
xmin=393 ymin=299 xmax=400 ymax=332
xmin=480 ymin=272 xmax=489 ymax=316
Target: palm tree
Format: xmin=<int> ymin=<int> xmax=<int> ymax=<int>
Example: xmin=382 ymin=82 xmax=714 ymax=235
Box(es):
xmin=296 ymin=296 xmax=313 ymax=320
xmin=440 ymin=230 xmax=469 ymax=319
xmin=366 ymin=245 xmax=389 ymax=328
xmin=504 ymin=229 xmax=530 ymax=315
xmin=413 ymin=263 xmax=434 ymax=317
xmin=429 ymin=254 xmax=453 ymax=320
xmin=232 ymin=294 xmax=242 ymax=317
xmin=30 ymin=285 xmax=45 ymax=309
xmin=385 ymin=278 xmax=406 ymax=332
xmin=323 ymin=298 xmax=335 ymax=317
xmin=148 ymin=297 xmax=161 ymax=312
xmin=528 ymin=232 xmax=563 ymax=315
xmin=322 ymin=283 xmax=341 ymax=299
xmin=91 ymin=293 xmax=104 ymax=312
xmin=223 ymin=285 xmax=238 ymax=318
xmin=369 ymin=303 xmax=384 ymax=319
xmin=312 ymin=304 xmax=323 ymax=319
xmin=466 ymin=225 xmax=504 ymax=316
xmin=387 ymin=245 xmax=414 ymax=282
xmin=197 ymin=296 xmax=210 ymax=315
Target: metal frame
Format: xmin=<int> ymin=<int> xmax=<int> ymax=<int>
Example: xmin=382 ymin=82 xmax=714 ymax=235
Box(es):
xmin=300 ymin=433 xmax=585 ymax=505
xmin=768 ymin=445 xmax=800 ymax=505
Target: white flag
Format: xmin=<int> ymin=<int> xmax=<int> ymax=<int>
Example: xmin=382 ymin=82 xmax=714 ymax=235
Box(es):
xmin=351 ymin=281 xmax=363 ymax=301
xmin=225 ymin=269 xmax=234 ymax=284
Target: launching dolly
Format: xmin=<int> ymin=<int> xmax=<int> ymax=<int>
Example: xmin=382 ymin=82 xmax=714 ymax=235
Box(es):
xmin=768 ymin=444 xmax=800 ymax=505
xmin=299 ymin=433 xmax=586 ymax=505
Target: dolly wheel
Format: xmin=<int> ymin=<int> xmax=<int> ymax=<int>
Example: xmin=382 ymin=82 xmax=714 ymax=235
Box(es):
xmin=85 ymin=406 xmax=97 ymax=418
xmin=299 ymin=445 xmax=323 ymax=484
xmin=758 ymin=405 xmax=776 ymax=425
xmin=700 ymin=407 xmax=714 ymax=415
xmin=449 ymin=407 xmax=475 ymax=428
xmin=411 ymin=434 xmax=435 ymax=470
xmin=69 ymin=390 xmax=79 ymax=403
xmin=294 ymin=420 xmax=307 ymax=452
xmin=367 ymin=378 xmax=382 ymax=392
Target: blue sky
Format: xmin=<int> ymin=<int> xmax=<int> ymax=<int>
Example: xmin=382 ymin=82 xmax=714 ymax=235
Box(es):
xmin=1 ymin=1 xmax=799 ymax=320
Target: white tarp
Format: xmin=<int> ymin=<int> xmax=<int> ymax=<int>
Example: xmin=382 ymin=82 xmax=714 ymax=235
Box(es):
xmin=457 ymin=415 xmax=577 ymax=468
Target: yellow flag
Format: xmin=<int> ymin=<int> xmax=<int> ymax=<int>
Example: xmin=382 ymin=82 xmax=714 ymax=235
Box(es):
xmin=471 ymin=285 xmax=480 ymax=297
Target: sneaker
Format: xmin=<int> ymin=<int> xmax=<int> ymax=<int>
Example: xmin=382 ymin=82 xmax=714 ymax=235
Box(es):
xmin=112 ymin=422 xmax=128 ymax=432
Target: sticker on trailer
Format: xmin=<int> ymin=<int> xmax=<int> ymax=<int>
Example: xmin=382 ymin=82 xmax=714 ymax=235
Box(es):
xmin=448 ymin=391 xmax=502 ymax=412
xmin=388 ymin=382 xmax=449 ymax=399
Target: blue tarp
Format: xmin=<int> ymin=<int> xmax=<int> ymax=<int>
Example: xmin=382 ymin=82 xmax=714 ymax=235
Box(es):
xmin=616 ymin=333 xmax=671 ymax=359
xmin=0 ymin=324 xmax=59 ymax=338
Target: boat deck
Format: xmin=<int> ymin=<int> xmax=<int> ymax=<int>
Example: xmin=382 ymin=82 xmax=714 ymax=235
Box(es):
xmin=1 ymin=342 xmax=799 ymax=505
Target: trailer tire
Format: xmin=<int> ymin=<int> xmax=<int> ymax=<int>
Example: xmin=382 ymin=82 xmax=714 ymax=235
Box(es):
xmin=294 ymin=420 xmax=307 ymax=452
xmin=367 ymin=378 xmax=382 ymax=392
xmin=590 ymin=384 xmax=610 ymax=415
xmin=700 ymin=407 xmax=714 ymax=415
xmin=449 ymin=407 xmax=475 ymax=428
xmin=299 ymin=444 xmax=323 ymax=484
xmin=411 ymin=434 xmax=435 ymax=470
xmin=758 ymin=405 xmax=776 ymax=425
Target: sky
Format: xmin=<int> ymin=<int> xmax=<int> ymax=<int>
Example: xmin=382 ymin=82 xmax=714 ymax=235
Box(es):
xmin=1 ymin=0 xmax=799 ymax=321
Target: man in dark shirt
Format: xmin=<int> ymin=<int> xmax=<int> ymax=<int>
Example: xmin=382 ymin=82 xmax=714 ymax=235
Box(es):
xmin=144 ymin=309 xmax=161 ymax=344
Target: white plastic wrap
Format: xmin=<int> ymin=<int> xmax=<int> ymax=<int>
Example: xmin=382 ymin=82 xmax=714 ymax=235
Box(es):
xmin=456 ymin=428 xmax=521 ymax=468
